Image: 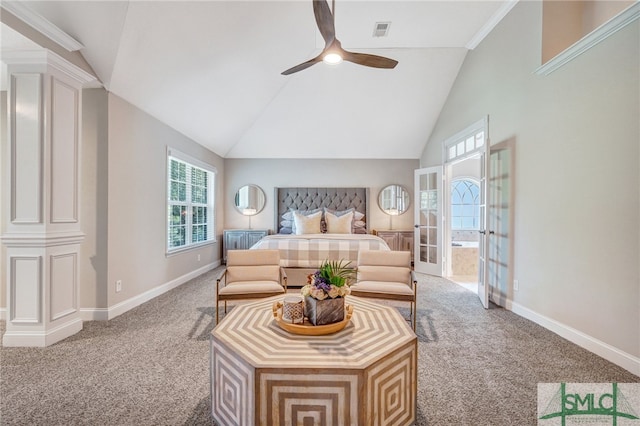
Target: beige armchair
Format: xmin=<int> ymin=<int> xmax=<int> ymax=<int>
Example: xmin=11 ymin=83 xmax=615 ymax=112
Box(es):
xmin=215 ymin=249 xmax=287 ymax=324
xmin=351 ymin=250 xmax=417 ymax=331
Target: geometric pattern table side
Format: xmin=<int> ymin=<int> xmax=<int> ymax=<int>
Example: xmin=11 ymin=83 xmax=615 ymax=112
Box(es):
xmin=364 ymin=340 xmax=418 ymax=426
xmin=258 ymin=370 xmax=362 ymax=425
xmin=210 ymin=337 xmax=255 ymax=426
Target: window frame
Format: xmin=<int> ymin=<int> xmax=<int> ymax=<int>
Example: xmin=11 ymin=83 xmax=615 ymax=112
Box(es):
xmin=450 ymin=177 xmax=480 ymax=231
xmin=166 ymin=147 xmax=217 ymax=255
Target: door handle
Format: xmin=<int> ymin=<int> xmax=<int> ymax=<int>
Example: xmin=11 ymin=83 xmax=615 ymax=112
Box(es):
xmin=479 ymin=230 xmax=486 ymax=235
xmin=489 ymin=231 xmax=495 ymax=235
xmin=414 ymin=225 xmax=419 ymax=228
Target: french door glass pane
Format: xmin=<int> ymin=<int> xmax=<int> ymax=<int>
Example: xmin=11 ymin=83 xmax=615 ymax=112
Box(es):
xmin=428 ymin=247 xmax=437 ymax=264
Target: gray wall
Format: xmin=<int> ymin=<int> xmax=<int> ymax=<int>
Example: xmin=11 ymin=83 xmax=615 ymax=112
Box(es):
xmin=1 ymin=88 xmax=224 ymax=315
xmin=0 ymin=91 xmax=6 ymax=311
xmin=80 ymin=89 xmax=109 ymax=309
xmin=421 ymin=2 xmax=639 ymax=359
xmin=224 ymin=159 xmax=419 ymax=232
xmin=105 ymin=93 xmax=225 ymax=307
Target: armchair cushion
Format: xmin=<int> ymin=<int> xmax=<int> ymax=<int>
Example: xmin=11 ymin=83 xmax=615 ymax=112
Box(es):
xmin=218 ymin=280 xmax=285 ymax=296
xmin=357 ymin=265 xmax=411 ymax=283
xmin=350 ymin=280 xmax=414 ymax=299
xmin=227 ymin=265 xmax=280 ymax=283
xmin=226 ymin=249 xmax=281 ymax=283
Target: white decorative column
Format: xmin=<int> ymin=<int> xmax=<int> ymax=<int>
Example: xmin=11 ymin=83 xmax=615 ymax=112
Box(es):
xmin=1 ymin=50 xmax=95 ymax=346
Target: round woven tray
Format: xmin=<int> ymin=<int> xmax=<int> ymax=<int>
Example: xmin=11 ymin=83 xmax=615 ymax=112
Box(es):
xmin=272 ymin=301 xmax=353 ymax=336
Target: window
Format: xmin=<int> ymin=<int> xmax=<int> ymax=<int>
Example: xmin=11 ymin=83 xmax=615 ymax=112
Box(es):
xmin=451 ymin=179 xmax=480 ymax=230
xmin=167 ymin=148 xmax=216 ymax=252
xmin=447 ymin=130 xmax=485 ymax=161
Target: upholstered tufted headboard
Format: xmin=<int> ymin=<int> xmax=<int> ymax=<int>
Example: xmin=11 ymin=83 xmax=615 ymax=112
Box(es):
xmin=275 ymin=187 xmax=369 ymax=233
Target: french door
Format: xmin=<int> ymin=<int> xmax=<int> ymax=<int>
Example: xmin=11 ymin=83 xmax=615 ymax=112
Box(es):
xmin=414 ymin=167 xmax=442 ymax=276
xmin=477 ymin=148 xmax=490 ymax=308
xmin=486 ymin=141 xmax=515 ymax=307
xmin=416 ymin=117 xmax=513 ymax=310
xmin=440 ymin=116 xmax=491 ymax=308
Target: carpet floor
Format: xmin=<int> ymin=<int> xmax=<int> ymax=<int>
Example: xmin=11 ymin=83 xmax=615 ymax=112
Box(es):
xmin=1 ymin=268 xmax=637 ymax=425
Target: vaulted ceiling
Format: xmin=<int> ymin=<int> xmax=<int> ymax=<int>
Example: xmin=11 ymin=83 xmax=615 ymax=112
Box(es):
xmin=1 ymin=1 xmax=516 ymax=159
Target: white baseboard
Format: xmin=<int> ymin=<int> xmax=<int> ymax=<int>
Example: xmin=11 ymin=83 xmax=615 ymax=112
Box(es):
xmin=0 ymin=308 xmax=6 ymax=321
xmin=78 ymin=261 xmax=220 ymax=322
xmin=2 ymin=317 xmax=83 ymax=347
xmin=509 ymin=300 xmax=640 ymax=377
xmin=79 ymin=308 xmax=109 ymax=321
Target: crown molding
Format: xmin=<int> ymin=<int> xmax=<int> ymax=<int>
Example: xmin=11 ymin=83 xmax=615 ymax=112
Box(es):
xmin=466 ymin=0 xmax=519 ymax=50
xmin=1 ymin=2 xmax=84 ymax=52
xmin=535 ymin=2 xmax=640 ymax=76
xmin=2 ymin=49 xmax=97 ymax=85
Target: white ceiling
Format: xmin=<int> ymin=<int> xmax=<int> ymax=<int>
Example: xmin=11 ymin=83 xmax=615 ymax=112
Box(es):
xmin=1 ymin=1 xmax=516 ymax=159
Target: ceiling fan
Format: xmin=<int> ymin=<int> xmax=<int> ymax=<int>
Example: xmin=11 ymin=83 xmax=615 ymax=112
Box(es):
xmin=281 ymin=0 xmax=398 ymax=75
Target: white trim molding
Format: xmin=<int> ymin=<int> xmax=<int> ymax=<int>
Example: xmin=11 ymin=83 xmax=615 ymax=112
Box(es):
xmin=1 ymin=231 xmax=85 ymax=247
xmin=2 ymin=317 xmax=82 ymax=347
xmin=1 ymin=50 xmax=97 ymax=87
xmin=466 ymin=0 xmax=519 ymax=50
xmin=536 ymin=2 xmax=640 ymax=75
xmin=0 ymin=2 xmax=84 ymax=52
xmin=509 ymin=301 xmax=640 ymax=376
xmin=78 ymin=261 xmax=220 ymax=322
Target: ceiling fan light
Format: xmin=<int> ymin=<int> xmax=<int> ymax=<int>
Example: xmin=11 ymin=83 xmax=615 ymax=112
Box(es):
xmin=323 ymin=53 xmax=343 ymax=65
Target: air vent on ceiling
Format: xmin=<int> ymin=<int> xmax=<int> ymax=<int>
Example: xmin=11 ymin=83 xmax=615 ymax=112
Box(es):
xmin=373 ymin=22 xmax=391 ymax=38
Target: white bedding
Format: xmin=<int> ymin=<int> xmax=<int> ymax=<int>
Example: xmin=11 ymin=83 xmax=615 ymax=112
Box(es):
xmin=250 ymin=234 xmax=390 ymax=268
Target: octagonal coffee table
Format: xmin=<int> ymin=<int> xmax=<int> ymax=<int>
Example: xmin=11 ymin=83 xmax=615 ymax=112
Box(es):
xmin=210 ymin=295 xmax=417 ymax=425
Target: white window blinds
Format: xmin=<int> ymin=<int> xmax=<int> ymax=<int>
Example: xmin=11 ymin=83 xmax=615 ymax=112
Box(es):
xmin=167 ymin=148 xmax=216 ymax=252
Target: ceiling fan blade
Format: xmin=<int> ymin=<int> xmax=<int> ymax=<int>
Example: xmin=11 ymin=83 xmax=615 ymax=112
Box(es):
xmin=282 ymin=0 xmax=399 ymax=75
xmin=281 ymin=55 xmax=323 ymax=75
xmin=313 ymin=0 xmax=335 ymax=45
xmin=342 ymin=51 xmax=398 ymax=69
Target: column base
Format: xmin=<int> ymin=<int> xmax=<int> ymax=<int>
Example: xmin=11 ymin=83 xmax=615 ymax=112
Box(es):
xmin=2 ymin=317 xmax=82 ymax=347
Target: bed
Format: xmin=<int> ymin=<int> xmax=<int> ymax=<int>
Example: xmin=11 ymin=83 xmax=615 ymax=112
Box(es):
xmin=249 ymin=187 xmax=391 ymax=285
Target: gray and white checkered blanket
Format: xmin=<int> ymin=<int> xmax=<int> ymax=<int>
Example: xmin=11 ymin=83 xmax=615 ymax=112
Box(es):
xmin=250 ymin=234 xmax=391 ymax=268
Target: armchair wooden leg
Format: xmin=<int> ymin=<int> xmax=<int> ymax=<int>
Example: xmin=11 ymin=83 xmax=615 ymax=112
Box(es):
xmin=216 ymin=301 xmax=219 ymax=325
xmin=224 ymin=301 xmax=227 ymax=314
xmin=411 ymin=301 xmax=416 ymax=331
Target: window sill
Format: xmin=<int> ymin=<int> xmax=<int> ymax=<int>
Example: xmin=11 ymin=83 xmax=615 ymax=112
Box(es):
xmin=166 ymin=240 xmax=216 ymax=257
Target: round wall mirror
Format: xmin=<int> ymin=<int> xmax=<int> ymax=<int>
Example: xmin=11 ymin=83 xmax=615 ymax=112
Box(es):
xmin=234 ymin=185 xmax=266 ymax=216
xmin=378 ymin=184 xmax=410 ymax=215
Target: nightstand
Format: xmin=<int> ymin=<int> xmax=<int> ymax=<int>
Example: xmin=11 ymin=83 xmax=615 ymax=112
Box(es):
xmin=372 ymin=229 xmax=414 ymax=263
xmin=223 ymin=229 xmax=270 ymax=263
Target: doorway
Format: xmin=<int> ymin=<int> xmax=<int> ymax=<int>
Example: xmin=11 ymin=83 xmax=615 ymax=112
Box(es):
xmin=445 ymin=155 xmax=481 ymax=293
xmin=436 ymin=116 xmax=514 ymax=307
xmin=441 ymin=117 xmax=487 ymax=299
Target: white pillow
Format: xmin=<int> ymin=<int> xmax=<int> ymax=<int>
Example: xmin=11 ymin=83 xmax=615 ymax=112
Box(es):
xmin=285 ymin=208 xmax=322 ymax=233
xmin=293 ymin=211 xmax=322 ymax=234
xmin=325 ymin=211 xmax=354 ymax=234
